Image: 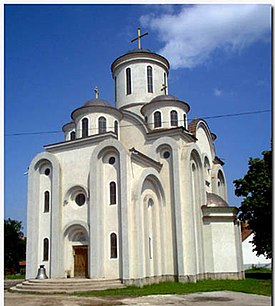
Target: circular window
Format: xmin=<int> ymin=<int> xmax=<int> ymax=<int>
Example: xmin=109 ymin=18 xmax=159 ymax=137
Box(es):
xmin=44 ymin=168 xmax=51 ymax=176
xmin=163 ymin=151 xmax=171 ymax=159
xmin=109 ymin=157 xmax=116 ymax=165
xmin=75 ymin=193 xmax=86 ymax=206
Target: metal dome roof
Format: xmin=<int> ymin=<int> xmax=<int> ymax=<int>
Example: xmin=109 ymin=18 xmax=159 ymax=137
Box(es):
xmin=206 ymin=192 xmax=229 ymax=207
xmin=83 ymin=98 xmax=112 ymax=107
xmin=150 ymin=94 xmax=181 ymax=103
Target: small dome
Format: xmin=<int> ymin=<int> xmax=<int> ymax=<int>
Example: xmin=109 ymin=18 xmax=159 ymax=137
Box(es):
xmin=83 ymin=98 xmax=112 ymax=107
xmin=150 ymin=94 xmax=181 ymax=103
xmin=206 ymin=192 xmax=228 ymax=207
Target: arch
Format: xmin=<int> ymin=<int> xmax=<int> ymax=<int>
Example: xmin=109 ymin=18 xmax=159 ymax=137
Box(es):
xmin=98 ymin=116 xmax=107 ymax=134
xmin=170 ymin=110 xmax=178 ymax=127
xmin=89 ymin=138 xmax=129 ymax=279
xmin=27 ymin=152 xmax=62 ymax=279
xmin=153 ymin=111 xmax=162 ymax=128
xmin=147 ymin=65 xmax=153 ymax=93
xmin=211 ymin=164 xmax=227 ymax=201
xmin=63 ymin=221 xmax=89 ymax=239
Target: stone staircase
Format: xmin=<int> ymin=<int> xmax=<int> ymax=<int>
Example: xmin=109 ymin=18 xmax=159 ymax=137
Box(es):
xmin=10 ymin=278 xmax=126 ymax=293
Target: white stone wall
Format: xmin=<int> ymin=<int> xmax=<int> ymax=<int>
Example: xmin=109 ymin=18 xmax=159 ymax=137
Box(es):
xmin=114 ymin=61 xmax=168 ymax=110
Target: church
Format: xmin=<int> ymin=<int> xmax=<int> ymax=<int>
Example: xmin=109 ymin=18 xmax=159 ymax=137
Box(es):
xmin=26 ymin=29 xmax=244 ymax=285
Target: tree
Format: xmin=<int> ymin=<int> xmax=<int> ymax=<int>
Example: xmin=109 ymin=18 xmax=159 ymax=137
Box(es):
xmin=4 ymin=218 xmax=26 ymax=272
xmin=234 ymin=150 xmax=272 ymax=259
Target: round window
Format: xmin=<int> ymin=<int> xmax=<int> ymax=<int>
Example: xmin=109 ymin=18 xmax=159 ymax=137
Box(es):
xmin=163 ymin=151 xmax=171 ymax=159
xmin=109 ymin=157 xmax=116 ymax=165
xmin=44 ymin=168 xmax=51 ymax=176
xmin=75 ymin=193 xmax=86 ymax=206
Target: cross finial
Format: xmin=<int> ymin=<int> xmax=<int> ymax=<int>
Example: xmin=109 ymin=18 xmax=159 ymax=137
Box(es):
xmin=94 ymin=86 xmax=99 ymax=99
xmin=131 ymin=27 xmax=148 ymax=49
xmin=161 ymin=84 xmax=168 ymax=95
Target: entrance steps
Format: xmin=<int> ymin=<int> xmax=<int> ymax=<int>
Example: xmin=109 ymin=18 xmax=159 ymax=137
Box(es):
xmin=10 ymin=278 xmax=126 ymax=293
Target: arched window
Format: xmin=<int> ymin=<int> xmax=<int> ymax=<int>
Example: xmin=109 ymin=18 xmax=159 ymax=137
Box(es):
xmin=98 ymin=116 xmax=106 ymax=134
xmin=147 ymin=66 xmax=153 ymax=93
xmin=217 ymin=170 xmax=226 ymax=199
xmin=126 ymin=67 xmax=131 ymax=95
xmin=170 ymin=110 xmax=178 ymax=127
xmin=44 ymin=191 xmax=50 ymax=213
xmin=183 ymin=114 xmax=187 ymax=129
xmin=114 ymin=120 xmax=118 ymax=136
xmin=70 ymin=131 xmax=76 ymax=140
xmin=110 ymin=233 xmax=117 ymax=258
xmin=82 ymin=118 xmax=88 ymax=138
xmin=154 ymin=111 xmax=162 ymax=128
xmin=43 ymin=238 xmax=49 ymax=261
xmin=110 ymin=181 xmax=116 ymax=205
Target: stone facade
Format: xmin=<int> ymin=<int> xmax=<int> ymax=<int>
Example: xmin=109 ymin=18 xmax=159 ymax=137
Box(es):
xmin=26 ymin=47 xmax=244 ymax=285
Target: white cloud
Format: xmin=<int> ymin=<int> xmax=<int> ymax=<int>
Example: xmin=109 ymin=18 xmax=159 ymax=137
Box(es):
xmin=214 ymin=88 xmax=222 ymax=96
xmin=140 ymin=5 xmax=271 ymax=69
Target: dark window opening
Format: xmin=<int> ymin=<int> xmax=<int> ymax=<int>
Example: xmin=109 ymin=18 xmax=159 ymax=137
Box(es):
xmin=114 ymin=121 xmax=118 ymax=135
xmin=44 ymin=191 xmax=50 ymax=212
xmin=154 ymin=111 xmax=162 ymax=128
xmin=98 ymin=116 xmax=107 ymax=134
xmin=82 ymin=118 xmax=89 ymax=138
xmin=110 ymin=233 xmax=117 ymax=258
xmin=110 ymin=181 xmax=116 ymax=205
xmin=170 ymin=110 xmax=178 ymax=127
xmin=43 ymin=238 xmax=49 ymax=261
xmin=75 ymin=193 xmax=86 ymax=206
xmin=126 ymin=68 xmax=131 ymax=95
xmin=147 ymin=66 xmax=153 ymax=93
xmin=44 ymin=168 xmax=50 ymax=176
xmin=70 ymin=131 xmax=76 ymax=140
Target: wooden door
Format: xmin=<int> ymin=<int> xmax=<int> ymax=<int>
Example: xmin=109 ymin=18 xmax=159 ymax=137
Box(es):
xmin=74 ymin=246 xmax=88 ymax=278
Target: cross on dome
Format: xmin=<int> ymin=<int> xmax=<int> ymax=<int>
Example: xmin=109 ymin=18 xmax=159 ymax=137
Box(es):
xmin=161 ymin=83 xmax=168 ymax=95
xmin=131 ymin=27 xmax=148 ymax=49
xmin=94 ymin=86 xmax=99 ymax=99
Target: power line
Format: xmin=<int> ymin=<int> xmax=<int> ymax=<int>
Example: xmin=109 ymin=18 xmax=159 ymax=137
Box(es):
xmin=4 ymin=109 xmax=271 ymax=137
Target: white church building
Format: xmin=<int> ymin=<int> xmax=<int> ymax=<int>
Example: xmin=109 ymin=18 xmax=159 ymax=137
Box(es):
xmin=26 ymin=31 xmax=244 ymax=285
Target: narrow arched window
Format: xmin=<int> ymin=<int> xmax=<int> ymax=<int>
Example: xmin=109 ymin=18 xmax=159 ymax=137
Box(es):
xmin=110 ymin=233 xmax=117 ymax=258
xmin=44 ymin=191 xmax=50 ymax=213
xmin=43 ymin=238 xmax=49 ymax=261
xmin=82 ymin=118 xmax=88 ymax=138
xmin=98 ymin=116 xmax=106 ymax=134
xmin=126 ymin=67 xmax=131 ymax=95
xmin=114 ymin=120 xmax=118 ymax=136
xmin=70 ymin=131 xmax=76 ymax=140
xmin=170 ymin=110 xmax=178 ymax=127
xmin=183 ymin=114 xmax=187 ymax=129
xmin=110 ymin=181 xmax=116 ymax=205
xmin=154 ymin=111 xmax=162 ymax=128
xmin=147 ymin=66 xmax=153 ymax=93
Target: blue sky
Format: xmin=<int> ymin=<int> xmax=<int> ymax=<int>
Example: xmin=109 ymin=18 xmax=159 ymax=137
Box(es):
xmin=4 ymin=4 xmax=271 ymax=233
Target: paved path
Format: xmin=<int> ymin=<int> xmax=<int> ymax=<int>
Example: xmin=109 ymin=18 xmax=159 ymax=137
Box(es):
xmin=4 ymin=290 xmax=271 ymax=306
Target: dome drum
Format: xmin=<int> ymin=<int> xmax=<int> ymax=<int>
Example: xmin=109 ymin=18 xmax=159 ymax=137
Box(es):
xmin=141 ymin=95 xmax=190 ymax=130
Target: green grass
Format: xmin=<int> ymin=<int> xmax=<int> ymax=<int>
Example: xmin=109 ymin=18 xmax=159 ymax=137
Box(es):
xmin=75 ymin=278 xmax=272 ymax=298
xmin=4 ymin=274 xmax=25 ymax=280
xmin=245 ymin=267 xmax=271 ymax=273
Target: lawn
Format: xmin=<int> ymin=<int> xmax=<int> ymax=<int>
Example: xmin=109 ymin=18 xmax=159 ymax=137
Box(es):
xmin=75 ymin=278 xmax=272 ymax=297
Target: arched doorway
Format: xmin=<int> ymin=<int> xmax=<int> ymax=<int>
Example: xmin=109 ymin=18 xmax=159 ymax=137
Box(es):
xmin=64 ymin=224 xmax=89 ymax=278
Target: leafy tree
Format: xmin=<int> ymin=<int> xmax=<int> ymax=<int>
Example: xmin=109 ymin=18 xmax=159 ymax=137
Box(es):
xmin=4 ymin=218 xmax=26 ymax=272
xmin=234 ymin=150 xmax=272 ymax=259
